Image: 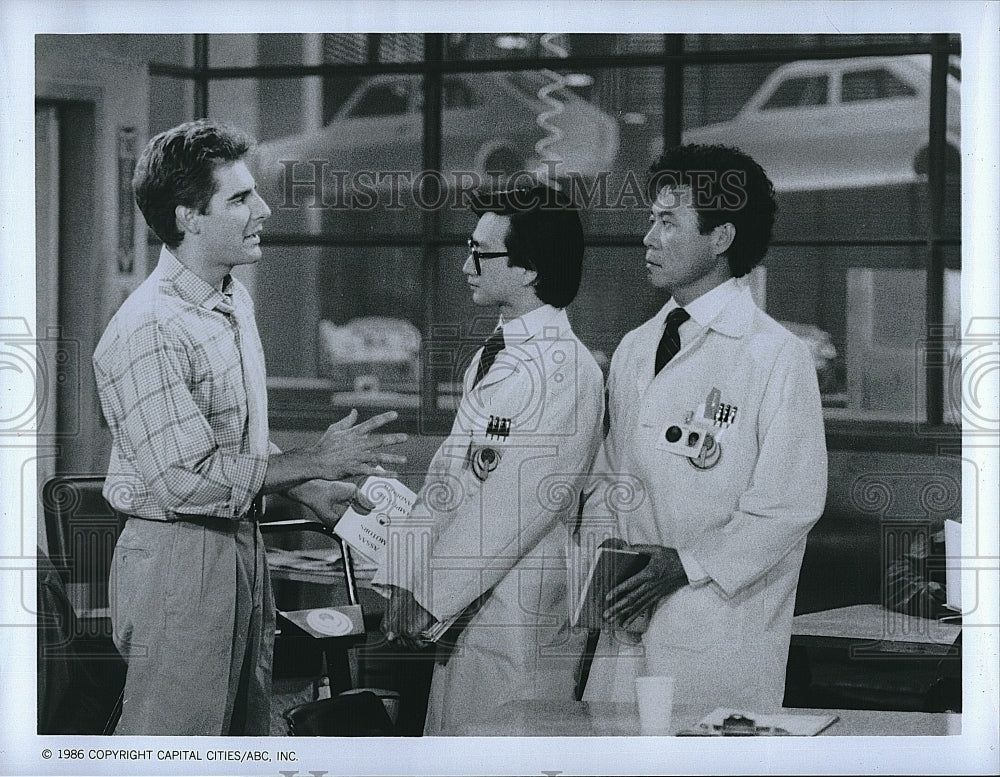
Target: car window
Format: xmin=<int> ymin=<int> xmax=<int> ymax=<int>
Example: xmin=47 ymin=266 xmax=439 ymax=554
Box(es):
xmin=347 ymin=81 xmax=412 ymax=118
xmin=412 ymin=78 xmax=483 ymax=111
xmin=760 ymin=75 xmax=829 ymax=110
xmin=841 ymin=68 xmax=917 ymax=103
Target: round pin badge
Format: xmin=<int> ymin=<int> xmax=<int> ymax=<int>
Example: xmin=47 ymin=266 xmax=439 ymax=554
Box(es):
xmin=689 ymin=433 xmax=722 ymax=470
xmin=471 ymin=447 xmax=501 ymax=481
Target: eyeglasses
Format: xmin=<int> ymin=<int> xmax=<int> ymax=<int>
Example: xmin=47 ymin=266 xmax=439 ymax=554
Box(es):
xmin=467 ymin=238 xmax=509 ymax=275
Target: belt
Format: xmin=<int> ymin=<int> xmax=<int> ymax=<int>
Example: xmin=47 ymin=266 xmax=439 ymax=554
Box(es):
xmin=124 ymin=494 xmax=266 ymax=524
xmin=245 ymin=493 xmax=266 ymax=521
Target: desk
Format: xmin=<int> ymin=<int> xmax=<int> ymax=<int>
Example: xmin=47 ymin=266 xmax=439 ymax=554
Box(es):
xmin=786 ymin=605 xmax=961 ymax=712
xmin=792 ymin=604 xmax=961 ymax=656
xmin=456 ymin=699 xmax=960 ymax=737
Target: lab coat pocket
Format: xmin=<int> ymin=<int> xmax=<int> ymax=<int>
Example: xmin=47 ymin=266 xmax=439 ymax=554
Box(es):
xmin=650 ymin=584 xmax=745 ymax=652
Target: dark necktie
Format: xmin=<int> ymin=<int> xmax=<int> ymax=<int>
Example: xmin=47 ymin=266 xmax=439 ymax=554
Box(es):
xmin=472 ymin=329 xmax=505 ymax=388
xmin=654 ymin=307 xmax=690 ymax=375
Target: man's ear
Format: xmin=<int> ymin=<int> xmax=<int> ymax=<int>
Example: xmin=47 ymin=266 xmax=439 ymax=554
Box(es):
xmin=711 ymin=222 xmax=736 ymax=256
xmin=175 ymin=204 xmax=201 ymax=237
xmin=520 ymin=267 xmax=538 ymax=288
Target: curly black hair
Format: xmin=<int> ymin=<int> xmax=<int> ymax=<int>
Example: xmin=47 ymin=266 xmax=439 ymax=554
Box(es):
xmin=647 ymin=144 xmax=777 ymax=278
xmin=133 ymin=119 xmax=254 ymax=249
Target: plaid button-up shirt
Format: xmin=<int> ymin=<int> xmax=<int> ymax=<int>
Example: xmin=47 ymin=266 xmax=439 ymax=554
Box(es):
xmin=94 ymin=246 xmax=270 ymax=521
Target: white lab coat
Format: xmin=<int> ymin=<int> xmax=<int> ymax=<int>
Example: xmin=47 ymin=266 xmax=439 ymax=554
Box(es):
xmin=583 ymin=286 xmax=827 ymax=711
xmin=376 ymin=306 xmax=604 ymax=734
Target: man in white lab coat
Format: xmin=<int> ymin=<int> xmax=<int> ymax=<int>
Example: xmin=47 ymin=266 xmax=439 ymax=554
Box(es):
xmin=581 ymin=144 xmax=827 ymax=712
xmin=379 ymin=185 xmax=604 ymax=734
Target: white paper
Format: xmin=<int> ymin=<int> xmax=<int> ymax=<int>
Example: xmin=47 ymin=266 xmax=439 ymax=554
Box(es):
xmin=334 ymin=474 xmax=416 ymax=566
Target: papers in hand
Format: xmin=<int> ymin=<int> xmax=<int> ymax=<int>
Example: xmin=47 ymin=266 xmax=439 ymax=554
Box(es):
xmin=571 ymin=546 xmax=652 ymax=630
xmin=334 ymin=475 xmax=416 ymax=566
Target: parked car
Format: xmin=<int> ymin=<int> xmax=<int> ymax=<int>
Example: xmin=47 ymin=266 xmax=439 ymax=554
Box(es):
xmin=651 ymin=55 xmax=960 ymax=191
xmin=256 ymin=70 xmax=619 ymax=198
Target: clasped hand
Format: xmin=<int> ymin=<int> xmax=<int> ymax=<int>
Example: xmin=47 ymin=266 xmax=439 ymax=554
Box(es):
xmin=382 ymin=587 xmax=436 ymax=650
xmin=287 ymin=478 xmax=373 ymax=529
xmin=603 ymin=544 xmax=688 ymax=628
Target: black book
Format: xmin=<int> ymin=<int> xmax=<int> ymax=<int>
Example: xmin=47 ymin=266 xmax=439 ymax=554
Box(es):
xmin=572 ymin=547 xmax=652 ymax=630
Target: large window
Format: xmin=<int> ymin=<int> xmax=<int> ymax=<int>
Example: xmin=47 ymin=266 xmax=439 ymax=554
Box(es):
xmin=148 ymin=32 xmax=961 ymax=446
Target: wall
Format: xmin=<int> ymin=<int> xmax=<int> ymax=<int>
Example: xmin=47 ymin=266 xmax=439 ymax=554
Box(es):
xmin=34 ymin=36 xmax=194 ymax=551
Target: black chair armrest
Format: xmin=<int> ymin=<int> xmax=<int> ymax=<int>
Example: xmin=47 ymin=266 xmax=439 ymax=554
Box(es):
xmin=259 ymin=519 xmax=360 ymax=606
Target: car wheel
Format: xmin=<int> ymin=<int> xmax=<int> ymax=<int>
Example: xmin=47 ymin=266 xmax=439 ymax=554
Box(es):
xmin=914 ymin=144 xmax=961 ymax=177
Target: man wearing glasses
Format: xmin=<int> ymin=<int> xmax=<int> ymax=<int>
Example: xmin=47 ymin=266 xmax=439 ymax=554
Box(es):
xmin=378 ymin=184 xmax=604 ymax=735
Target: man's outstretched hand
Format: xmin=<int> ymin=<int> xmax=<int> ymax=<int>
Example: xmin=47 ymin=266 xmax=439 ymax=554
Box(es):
xmin=311 ymin=409 xmax=409 ymax=479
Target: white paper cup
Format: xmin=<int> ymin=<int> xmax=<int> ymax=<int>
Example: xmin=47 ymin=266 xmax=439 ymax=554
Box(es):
xmin=635 ymin=675 xmax=675 ymax=735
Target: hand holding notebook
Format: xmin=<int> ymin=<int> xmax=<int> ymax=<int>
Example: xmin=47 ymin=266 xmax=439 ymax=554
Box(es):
xmin=572 ymin=539 xmax=652 ymax=631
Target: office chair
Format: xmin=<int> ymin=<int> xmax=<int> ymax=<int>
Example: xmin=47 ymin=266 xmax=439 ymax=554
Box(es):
xmin=39 ymin=475 xmax=127 ymax=734
xmin=259 ymin=518 xmax=366 ymax=696
xmin=261 ymin=518 xmax=399 ymax=735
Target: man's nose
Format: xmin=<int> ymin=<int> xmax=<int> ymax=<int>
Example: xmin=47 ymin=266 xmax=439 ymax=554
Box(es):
xmin=462 ymin=254 xmax=477 ymax=275
xmin=643 ymin=224 xmax=658 ymax=248
xmin=253 ymin=191 xmax=272 ymax=221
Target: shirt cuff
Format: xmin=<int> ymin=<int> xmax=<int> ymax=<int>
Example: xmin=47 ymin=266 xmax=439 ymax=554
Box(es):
xmin=677 ymin=548 xmax=711 ymax=587
xmin=219 ymin=451 xmax=269 ymax=518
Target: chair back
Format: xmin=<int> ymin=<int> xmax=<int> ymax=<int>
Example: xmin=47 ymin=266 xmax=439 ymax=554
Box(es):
xmin=41 ymin=475 xmax=125 ymax=614
xmin=39 ymin=475 xmax=126 ymax=733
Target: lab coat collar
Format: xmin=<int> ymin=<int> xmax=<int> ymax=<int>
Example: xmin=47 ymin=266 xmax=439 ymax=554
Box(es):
xmin=469 ymin=305 xmax=571 ymax=391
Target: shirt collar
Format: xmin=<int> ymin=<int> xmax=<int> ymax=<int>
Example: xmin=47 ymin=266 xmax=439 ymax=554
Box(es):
xmin=660 ymin=278 xmax=754 ymax=338
xmin=496 ymin=304 xmax=564 ymax=343
xmin=156 ymin=245 xmax=234 ymax=313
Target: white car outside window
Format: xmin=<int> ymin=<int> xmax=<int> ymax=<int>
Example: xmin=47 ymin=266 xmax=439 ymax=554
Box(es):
xmin=652 ymin=55 xmax=960 ymax=191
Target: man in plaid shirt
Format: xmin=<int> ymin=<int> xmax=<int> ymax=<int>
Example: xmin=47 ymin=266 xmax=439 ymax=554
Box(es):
xmin=93 ymin=119 xmax=407 ymax=735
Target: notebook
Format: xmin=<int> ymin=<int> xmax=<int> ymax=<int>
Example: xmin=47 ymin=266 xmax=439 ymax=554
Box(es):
xmin=571 ymin=546 xmax=651 ymax=630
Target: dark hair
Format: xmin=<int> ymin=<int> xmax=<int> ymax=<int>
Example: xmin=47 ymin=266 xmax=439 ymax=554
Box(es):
xmin=468 ymin=184 xmax=584 ymax=308
xmin=132 ymin=119 xmax=254 ymax=249
xmin=646 ymin=144 xmax=776 ymax=278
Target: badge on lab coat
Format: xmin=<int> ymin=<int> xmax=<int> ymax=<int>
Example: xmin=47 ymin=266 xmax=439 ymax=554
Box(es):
xmin=470 ymin=446 xmax=501 ymax=481
xmin=463 ymin=415 xmax=511 ymax=481
xmin=656 ymin=387 xmax=737 ymax=469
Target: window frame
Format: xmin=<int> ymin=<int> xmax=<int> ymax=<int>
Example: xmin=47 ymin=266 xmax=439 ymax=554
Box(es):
xmin=148 ymin=32 xmax=961 ymax=452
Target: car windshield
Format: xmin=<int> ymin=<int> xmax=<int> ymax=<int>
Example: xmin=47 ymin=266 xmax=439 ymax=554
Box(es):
xmin=761 ymin=75 xmax=829 ymax=110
